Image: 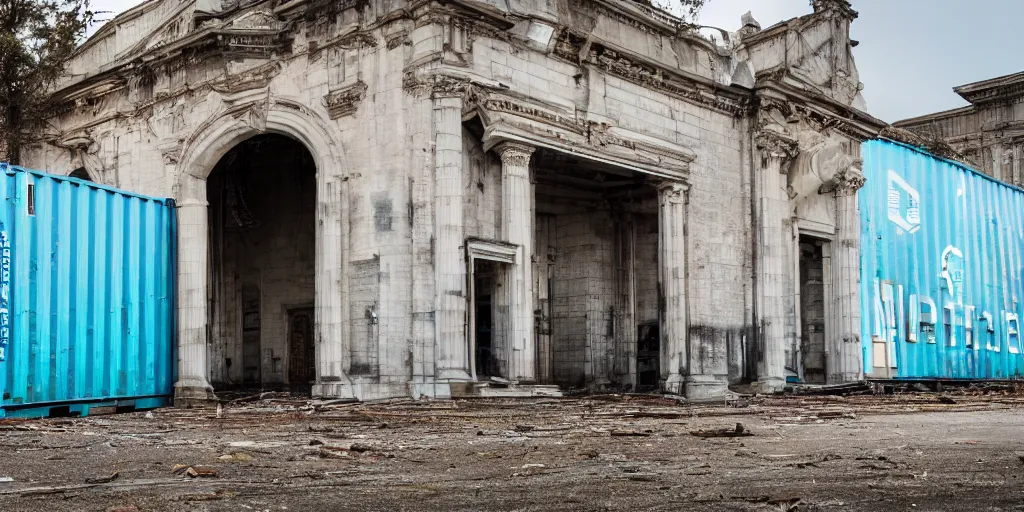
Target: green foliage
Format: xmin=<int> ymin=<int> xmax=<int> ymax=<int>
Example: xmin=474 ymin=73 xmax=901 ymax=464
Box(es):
xmin=0 ymin=0 xmax=93 ymax=164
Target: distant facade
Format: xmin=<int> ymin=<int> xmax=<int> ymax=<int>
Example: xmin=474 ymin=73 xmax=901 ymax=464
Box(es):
xmin=895 ymin=72 xmax=1024 ymax=185
xmin=22 ymin=0 xmax=883 ymax=401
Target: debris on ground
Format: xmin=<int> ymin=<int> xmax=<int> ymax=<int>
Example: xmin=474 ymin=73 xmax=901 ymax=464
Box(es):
xmin=85 ymin=471 xmax=120 ymax=484
xmin=0 ymin=389 xmax=1023 ymax=510
xmin=172 ymin=465 xmax=217 ymax=478
xmin=690 ymin=423 xmax=752 ymax=438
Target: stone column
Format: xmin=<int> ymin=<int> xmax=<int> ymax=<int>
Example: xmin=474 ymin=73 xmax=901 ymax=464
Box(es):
xmin=312 ymin=171 xmax=354 ymax=398
xmin=657 ymin=182 xmax=687 ymax=394
xmin=174 ymin=174 xmax=214 ymax=403
xmin=829 ymin=165 xmax=866 ymax=384
xmin=754 ymin=133 xmax=796 ymax=393
xmin=497 ymin=142 xmax=536 ymax=382
xmin=434 ymin=94 xmax=471 ymax=381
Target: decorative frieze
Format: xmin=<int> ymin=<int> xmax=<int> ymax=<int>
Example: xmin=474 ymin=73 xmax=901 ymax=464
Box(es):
xmin=585 ymin=45 xmax=750 ymax=116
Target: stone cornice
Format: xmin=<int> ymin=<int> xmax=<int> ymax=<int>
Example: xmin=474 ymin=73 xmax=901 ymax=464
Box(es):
xmin=756 ymin=83 xmax=885 ymax=142
xmin=556 ymin=37 xmax=751 ymax=117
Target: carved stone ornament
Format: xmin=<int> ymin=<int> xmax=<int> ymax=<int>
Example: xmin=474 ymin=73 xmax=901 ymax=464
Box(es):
xmin=826 ymin=163 xmax=866 ymax=196
xmin=402 ymin=73 xmax=471 ymax=99
xmin=228 ymin=9 xmax=284 ymax=31
xmin=495 ymin=142 xmax=535 ymax=169
xmin=657 ymin=181 xmax=687 ymax=204
xmin=232 ymin=100 xmax=269 ymax=131
xmin=755 ymin=131 xmax=799 ymax=169
xmin=324 ymin=81 xmax=368 ymax=119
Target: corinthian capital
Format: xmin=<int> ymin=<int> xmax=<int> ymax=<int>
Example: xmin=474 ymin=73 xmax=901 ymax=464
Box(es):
xmin=495 ymin=142 xmax=536 ymax=168
xmin=755 ymin=130 xmax=799 ymax=172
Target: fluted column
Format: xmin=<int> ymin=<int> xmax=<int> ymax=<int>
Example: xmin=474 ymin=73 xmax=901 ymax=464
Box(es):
xmin=657 ymin=182 xmax=687 ymax=394
xmin=754 ymin=133 xmax=797 ymax=393
xmin=174 ymin=174 xmax=214 ymax=403
xmin=829 ymin=166 xmax=866 ymax=383
xmin=434 ymin=94 xmax=470 ymax=381
xmin=312 ymin=171 xmax=354 ymax=398
xmin=497 ymin=142 xmax=536 ymax=382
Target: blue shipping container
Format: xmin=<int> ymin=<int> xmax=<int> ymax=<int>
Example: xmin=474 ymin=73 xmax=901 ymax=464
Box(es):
xmin=861 ymin=139 xmax=1024 ymax=380
xmin=0 ymin=164 xmax=176 ymax=418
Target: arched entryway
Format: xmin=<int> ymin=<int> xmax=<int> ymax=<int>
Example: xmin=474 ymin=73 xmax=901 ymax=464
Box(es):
xmin=172 ymin=103 xmax=355 ymax=402
xmin=206 ymin=134 xmax=317 ymax=390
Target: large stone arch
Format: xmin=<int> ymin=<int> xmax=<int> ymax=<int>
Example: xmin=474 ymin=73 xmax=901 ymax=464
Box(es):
xmin=172 ymin=99 xmax=354 ymax=402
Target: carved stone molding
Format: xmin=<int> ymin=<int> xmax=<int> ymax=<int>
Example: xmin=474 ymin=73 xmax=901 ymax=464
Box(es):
xmin=228 ymin=9 xmax=285 ymax=31
xmin=580 ymin=44 xmax=749 ymax=116
xmin=656 ymin=181 xmax=688 ymax=204
xmin=324 ymin=81 xmax=368 ymax=119
xmin=402 ymin=73 xmax=471 ymax=99
xmin=230 ymin=100 xmax=269 ymax=131
xmin=210 ymin=62 xmax=283 ymax=95
xmin=822 ymin=163 xmax=866 ymax=196
xmin=159 ymin=141 xmax=183 ymax=165
xmin=755 ymin=131 xmax=799 ymax=168
xmin=495 ymin=142 xmax=536 ymax=169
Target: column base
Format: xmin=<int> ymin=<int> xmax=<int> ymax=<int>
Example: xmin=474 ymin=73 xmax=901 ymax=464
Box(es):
xmin=661 ymin=373 xmax=686 ymax=395
xmin=312 ymin=379 xmax=356 ymax=399
xmin=173 ymin=380 xmax=216 ymax=408
xmin=437 ymin=368 xmax=473 ymax=381
xmin=750 ymin=376 xmax=786 ymax=394
xmin=684 ymin=374 xmax=729 ymax=400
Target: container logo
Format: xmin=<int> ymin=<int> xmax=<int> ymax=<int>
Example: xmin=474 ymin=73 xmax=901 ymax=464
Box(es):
xmin=887 ymin=170 xmax=921 ymax=234
xmin=0 ymin=224 xmax=9 ymax=362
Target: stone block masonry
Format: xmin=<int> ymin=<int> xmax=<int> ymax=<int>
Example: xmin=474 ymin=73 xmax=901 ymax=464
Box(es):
xmin=23 ymin=0 xmax=885 ymax=401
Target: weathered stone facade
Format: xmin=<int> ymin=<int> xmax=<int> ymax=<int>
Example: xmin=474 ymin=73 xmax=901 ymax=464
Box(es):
xmin=22 ymin=0 xmax=884 ymax=400
xmin=895 ymin=72 xmax=1024 ymax=185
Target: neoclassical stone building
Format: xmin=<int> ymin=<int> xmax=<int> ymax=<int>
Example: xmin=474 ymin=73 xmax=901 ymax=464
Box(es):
xmin=23 ymin=0 xmax=884 ymax=401
xmin=895 ymin=72 xmax=1024 ymax=186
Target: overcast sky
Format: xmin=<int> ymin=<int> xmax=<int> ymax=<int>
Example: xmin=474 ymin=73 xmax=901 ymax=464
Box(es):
xmin=88 ymin=0 xmax=1023 ymax=123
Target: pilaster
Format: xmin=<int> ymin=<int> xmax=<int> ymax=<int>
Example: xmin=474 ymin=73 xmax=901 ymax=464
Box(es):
xmin=174 ymin=175 xmax=214 ymax=404
xmin=753 ymin=131 xmax=798 ymax=393
xmin=433 ymin=92 xmax=471 ymax=381
xmin=312 ymin=170 xmax=355 ymax=399
xmin=657 ymin=181 xmax=688 ymax=395
xmin=829 ymin=165 xmax=866 ymax=384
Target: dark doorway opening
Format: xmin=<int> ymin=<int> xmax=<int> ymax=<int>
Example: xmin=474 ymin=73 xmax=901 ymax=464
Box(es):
xmin=288 ymin=308 xmax=315 ymax=389
xmin=799 ymin=237 xmax=827 ymax=384
xmin=474 ymin=259 xmax=499 ymax=379
xmin=636 ymin=322 xmax=660 ymax=391
xmin=206 ymin=134 xmax=317 ymax=390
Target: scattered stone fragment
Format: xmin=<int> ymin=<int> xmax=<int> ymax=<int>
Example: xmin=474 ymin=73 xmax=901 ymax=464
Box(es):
xmin=186 ymin=467 xmax=218 ymax=478
xmin=85 ymin=471 xmax=120 ymax=484
xmin=691 ymin=423 xmax=752 ymax=438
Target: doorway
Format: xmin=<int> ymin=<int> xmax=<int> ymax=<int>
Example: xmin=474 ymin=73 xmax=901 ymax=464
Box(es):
xmin=473 ymin=259 xmax=500 ymax=379
xmin=799 ymin=237 xmax=828 ymax=384
xmin=206 ymin=134 xmax=317 ymax=389
xmin=288 ymin=308 xmax=315 ymax=389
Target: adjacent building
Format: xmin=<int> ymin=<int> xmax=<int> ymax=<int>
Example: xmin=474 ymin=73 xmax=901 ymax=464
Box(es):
xmin=895 ymin=72 xmax=1024 ymax=186
xmin=21 ymin=0 xmax=884 ymax=401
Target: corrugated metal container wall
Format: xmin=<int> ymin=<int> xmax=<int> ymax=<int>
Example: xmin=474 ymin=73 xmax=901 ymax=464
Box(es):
xmin=860 ymin=139 xmax=1024 ymax=380
xmin=0 ymin=164 xmax=176 ymax=417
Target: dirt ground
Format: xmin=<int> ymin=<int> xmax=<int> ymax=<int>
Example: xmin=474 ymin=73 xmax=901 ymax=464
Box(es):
xmin=2 ymin=388 xmax=1024 ymax=511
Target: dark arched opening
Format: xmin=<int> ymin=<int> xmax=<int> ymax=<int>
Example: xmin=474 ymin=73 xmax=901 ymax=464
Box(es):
xmin=206 ymin=134 xmax=317 ymax=392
